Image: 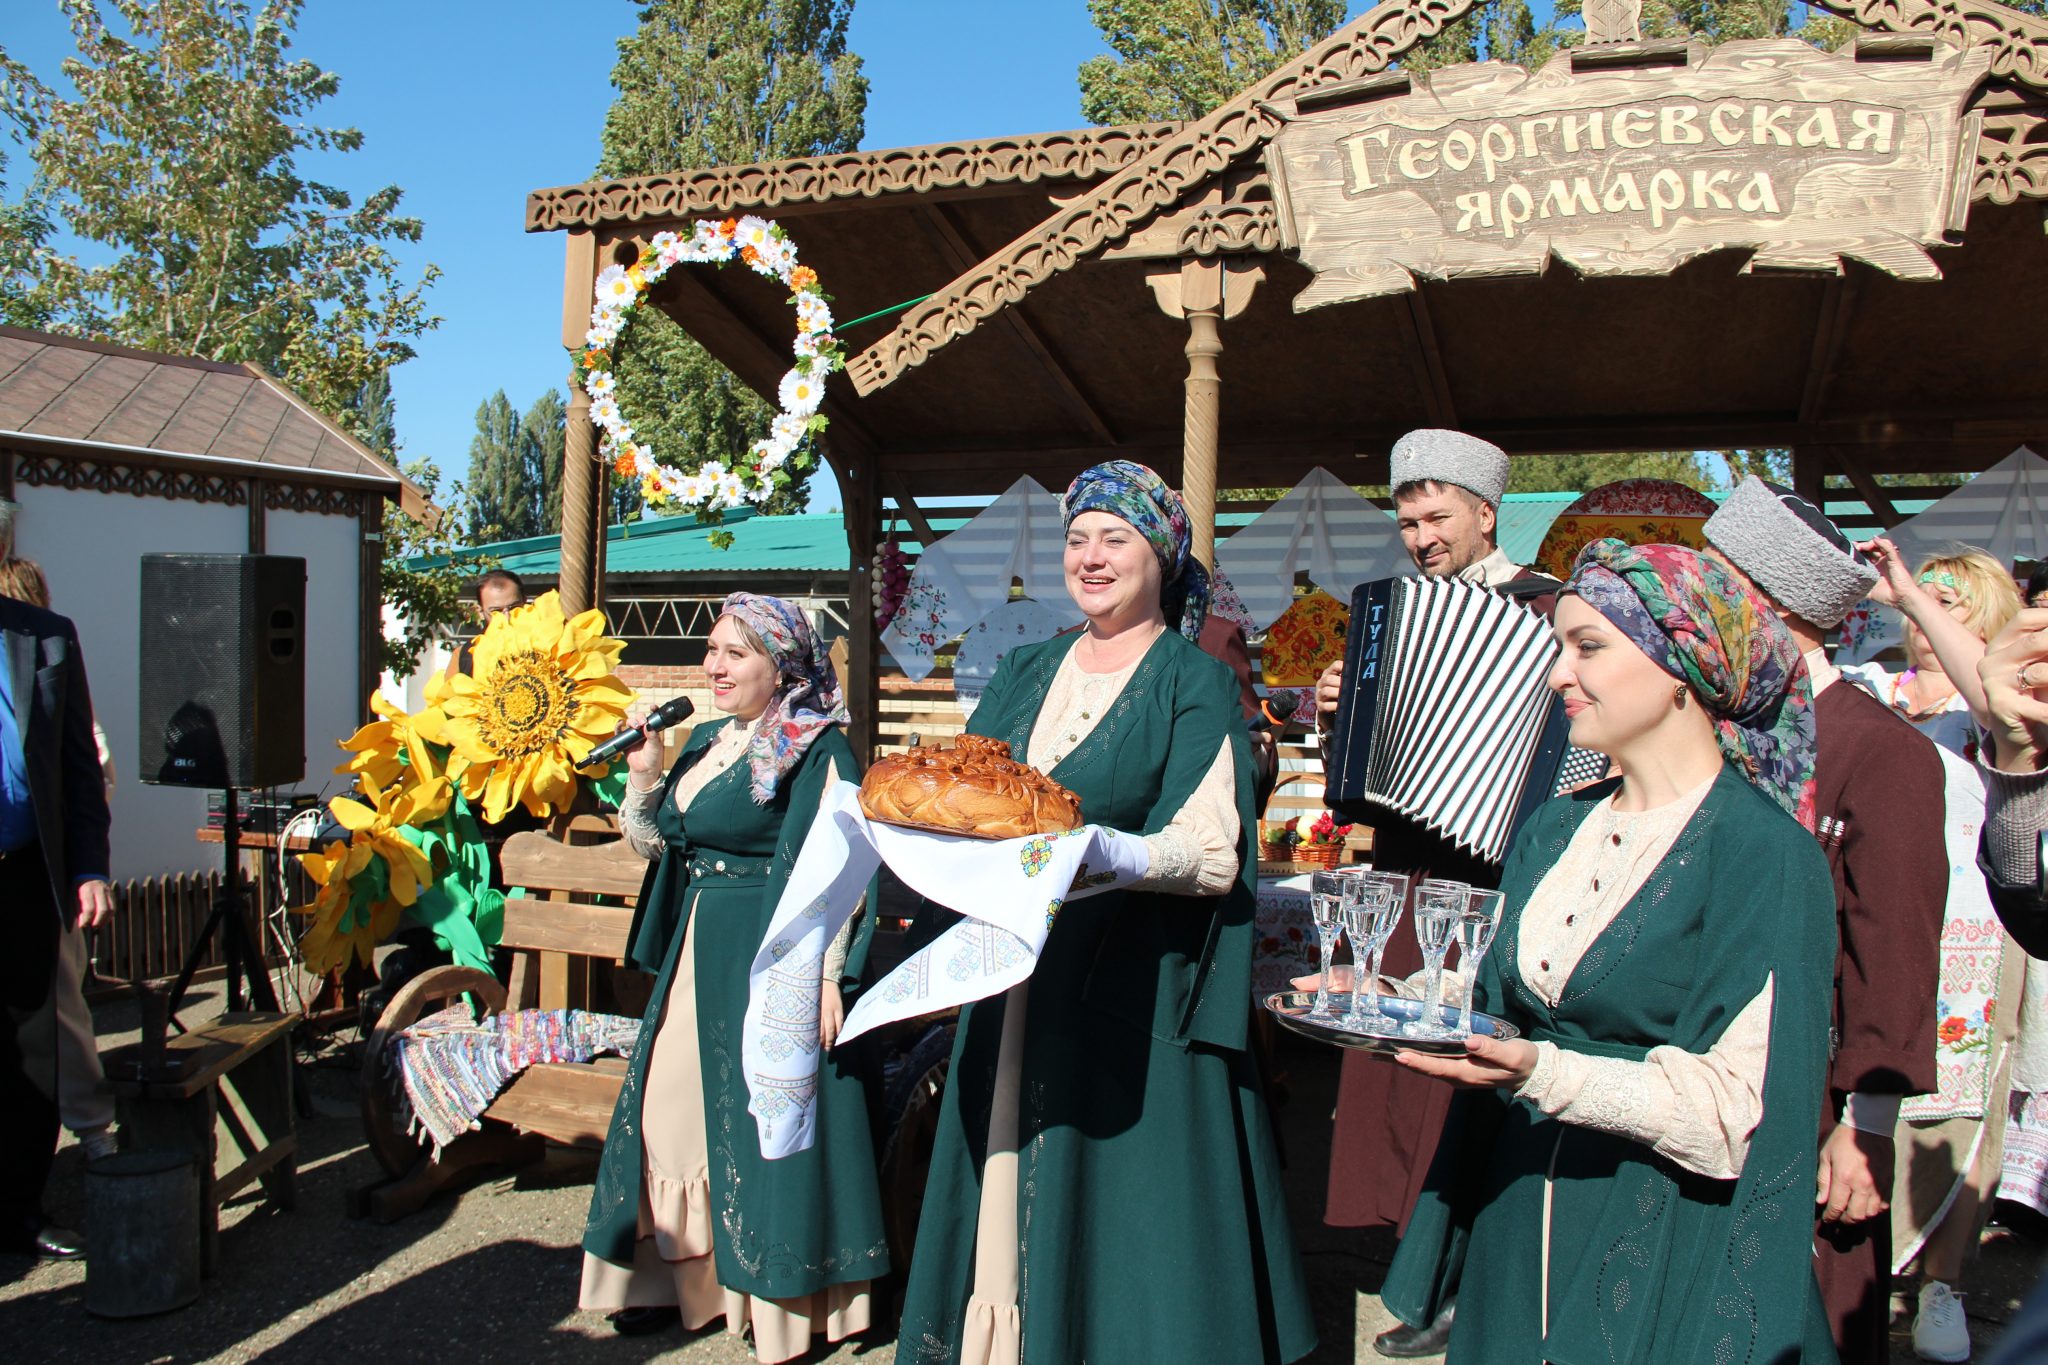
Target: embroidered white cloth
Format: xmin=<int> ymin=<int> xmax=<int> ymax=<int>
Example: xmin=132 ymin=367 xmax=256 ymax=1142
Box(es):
xmin=1215 ymin=467 xmax=1411 ymax=632
xmin=880 ymin=477 xmax=1074 ymax=681
xmin=953 ymin=599 xmax=1076 ymax=709
xmin=741 ymin=780 xmax=1150 ymax=1158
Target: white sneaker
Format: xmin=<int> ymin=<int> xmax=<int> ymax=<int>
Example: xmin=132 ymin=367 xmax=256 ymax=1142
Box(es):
xmin=1914 ymin=1280 xmax=1972 ymax=1362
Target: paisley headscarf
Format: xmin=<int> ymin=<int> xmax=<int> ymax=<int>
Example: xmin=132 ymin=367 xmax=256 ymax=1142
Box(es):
xmin=717 ymin=592 xmax=848 ymax=804
xmin=1060 ymin=459 xmax=1211 ymax=641
xmin=1565 ymin=538 xmax=1818 ymax=831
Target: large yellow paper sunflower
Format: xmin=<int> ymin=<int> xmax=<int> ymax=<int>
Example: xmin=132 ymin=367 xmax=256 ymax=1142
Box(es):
xmin=292 ymin=776 xmax=450 ymax=974
xmin=334 ymin=678 xmax=449 ymax=794
xmin=436 ymin=591 xmax=633 ymax=823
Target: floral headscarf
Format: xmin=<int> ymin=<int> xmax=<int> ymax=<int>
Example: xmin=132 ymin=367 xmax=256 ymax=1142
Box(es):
xmin=1565 ymin=538 xmax=1817 ymax=831
xmin=717 ymin=592 xmax=848 ymax=804
xmin=1060 ymin=459 xmax=1211 ymax=641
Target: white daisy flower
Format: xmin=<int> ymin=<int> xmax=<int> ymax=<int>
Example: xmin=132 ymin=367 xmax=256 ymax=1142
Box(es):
xmin=650 ymin=231 xmax=679 ymax=256
xmin=700 ymin=460 xmax=728 ymax=482
xmin=590 ymin=396 xmax=623 ymax=430
xmin=718 ymin=474 xmax=749 ymax=508
xmin=758 ymin=236 xmax=797 ymax=272
xmin=736 ymin=216 xmax=773 ymax=252
xmin=794 ymin=329 xmax=830 ymax=359
xmin=586 ymin=371 xmax=616 ymax=398
xmin=676 ymin=473 xmax=708 ymax=505
xmin=796 ymin=294 xmax=834 ymax=332
xmin=778 ymin=367 xmax=825 ymax=415
xmin=594 ymin=264 xmax=637 ymax=310
xmin=769 ymin=413 xmax=807 ymax=449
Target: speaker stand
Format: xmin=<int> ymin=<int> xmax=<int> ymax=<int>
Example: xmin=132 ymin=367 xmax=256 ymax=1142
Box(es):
xmin=166 ymin=786 xmax=279 ymax=1021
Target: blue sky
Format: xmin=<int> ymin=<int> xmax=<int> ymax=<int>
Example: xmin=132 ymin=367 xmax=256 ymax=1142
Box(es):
xmin=5 ymin=0 xmax=1133 ymax=513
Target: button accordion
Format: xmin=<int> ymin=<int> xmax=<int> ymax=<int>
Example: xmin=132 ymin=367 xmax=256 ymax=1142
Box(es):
xmin=1322 ymin=576 xmax=1603 ymax=867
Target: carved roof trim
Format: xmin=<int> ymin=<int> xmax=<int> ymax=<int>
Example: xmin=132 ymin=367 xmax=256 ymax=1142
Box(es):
xmin=845 ymin=0 xmax=2048 ymax=395
xmin=843 ymin=0 xmax=1486 ymax=395
xmin=523 ymin=123 xmax=1184 ymax=232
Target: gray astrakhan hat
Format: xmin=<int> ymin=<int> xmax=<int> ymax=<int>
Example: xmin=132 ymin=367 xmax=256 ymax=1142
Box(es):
xmin=1389 ymin=429 xmax=1510 ymax=508
xmin=1704 ymin=476 xmax=1877 ymax=628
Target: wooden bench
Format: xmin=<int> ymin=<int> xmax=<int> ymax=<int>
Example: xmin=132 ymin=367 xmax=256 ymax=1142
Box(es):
xmin=349 ymin=831 xmax=645 ymax=1222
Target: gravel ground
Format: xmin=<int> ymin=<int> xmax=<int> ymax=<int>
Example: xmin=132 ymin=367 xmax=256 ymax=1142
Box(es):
xmin=2 ymin=985 xmax=2039 ymax=1364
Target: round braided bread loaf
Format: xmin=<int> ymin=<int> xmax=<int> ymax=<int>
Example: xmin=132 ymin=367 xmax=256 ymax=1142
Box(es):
xmin=858 ymin=734 xmax=1083 ymax=840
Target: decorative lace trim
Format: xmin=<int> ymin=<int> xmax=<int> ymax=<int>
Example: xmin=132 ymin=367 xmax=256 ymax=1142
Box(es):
xmin=1142 ymin=829 xmax=1200 ymax=888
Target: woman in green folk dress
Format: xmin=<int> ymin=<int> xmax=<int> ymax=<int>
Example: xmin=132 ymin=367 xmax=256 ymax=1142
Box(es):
xmin=580 ymin=593 xmax=887 ymax=1361
xmin=898 ymin=460 xmax=1316 ymax=1365
xmin=1381 ymin=539 xmax=1841 ymax=1363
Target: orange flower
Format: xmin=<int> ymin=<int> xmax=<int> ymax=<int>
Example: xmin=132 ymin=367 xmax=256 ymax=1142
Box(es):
xmin=613 ymin=452 xmax=637 ymax=477
xmin=583 ymin=348 xmax=610 ymax=371
xmin=740 ymin=244 xmax=761 ymax=266
xmin=1939 ymin=1016 xmax=1969 ymax=1046
xmin=790 ymin=265 xmax=818 ymax=290
xmin=718 ymin=217 xmax=738 ymax=237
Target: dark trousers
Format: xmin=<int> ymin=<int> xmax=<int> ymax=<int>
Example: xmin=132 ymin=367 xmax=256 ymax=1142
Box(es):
xmin=1 ymin=843 xmax=61 ymax=1236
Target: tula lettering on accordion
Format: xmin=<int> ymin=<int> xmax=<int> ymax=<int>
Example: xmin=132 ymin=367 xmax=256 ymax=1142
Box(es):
xmin=1323 ymin=576 xmax=1604 ymax=867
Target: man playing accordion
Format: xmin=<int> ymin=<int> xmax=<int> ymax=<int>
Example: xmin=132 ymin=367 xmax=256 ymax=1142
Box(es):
xmin=1311 ymin=428 xmax=1558 ymax=1358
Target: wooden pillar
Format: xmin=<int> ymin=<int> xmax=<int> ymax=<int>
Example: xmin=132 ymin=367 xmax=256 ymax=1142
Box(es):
xmin=1183 ymin=308 xmax=1222 ymax=570
xmin=835 ymin=441 xmax=881 ymax=762
xmin=557 ymin=228 xmax=600 ymax=615
xmin=1791 ymin=448 xmax=1825 ymax=506
xmin=1147 ymin=258 xmax=1262 ymax=569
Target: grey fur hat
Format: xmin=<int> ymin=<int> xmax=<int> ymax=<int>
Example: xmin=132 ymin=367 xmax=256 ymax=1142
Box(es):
xmin=1389 ymin=429 xmax=1510 ymax=508
xmin=1704 ymin=476 xmax=1876 ymax=628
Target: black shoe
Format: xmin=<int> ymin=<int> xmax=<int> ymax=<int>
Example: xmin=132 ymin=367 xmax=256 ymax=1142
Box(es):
xmin=3 ymin=1225 xmax=85 ymax=1260
xmin=608 ymin=1305 xmax=681 ymax=1336
xmin=1374 ymin=1298 xmax=1454 ymax=1358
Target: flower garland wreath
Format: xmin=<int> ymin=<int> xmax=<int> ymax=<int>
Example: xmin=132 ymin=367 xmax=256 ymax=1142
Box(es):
xmin=574 ymin=216 xmax=843 ymax=518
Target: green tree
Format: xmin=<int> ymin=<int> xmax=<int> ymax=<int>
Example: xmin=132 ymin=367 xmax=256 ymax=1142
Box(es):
xmin=523 ymin=388 xmax=568 ymax=535
xmin=1506 ymin=451 xmax=1717 ymax=494
xmin=0 ymin=149 xmax=54 ymax=331
xmin=1077 ymin=0 xmax=1348 ymax=124
xmin=465 ymin=390 xmax=534 ymax=543
xmin=346 ymin=366 xmax=399 ymax=463
xmin=597 ymin=0 xmax=867 ymax=525
xmin=0 ymin=0 xmax=438 ymax=418
xmin=380 ymin=458 xmax=496 ymax=682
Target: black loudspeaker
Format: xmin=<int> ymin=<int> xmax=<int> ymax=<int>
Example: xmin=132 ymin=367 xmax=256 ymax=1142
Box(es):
xmin=138 ymin=554 xmax=307 ymax=789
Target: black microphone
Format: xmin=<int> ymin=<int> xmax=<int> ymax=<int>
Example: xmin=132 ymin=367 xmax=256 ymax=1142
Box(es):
xmin=582 ymin=696 xmax=696 ymax=767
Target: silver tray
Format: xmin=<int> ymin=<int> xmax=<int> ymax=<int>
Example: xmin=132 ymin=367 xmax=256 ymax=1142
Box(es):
xmin=1262 ymin=990 xmax=1521 ymax=1056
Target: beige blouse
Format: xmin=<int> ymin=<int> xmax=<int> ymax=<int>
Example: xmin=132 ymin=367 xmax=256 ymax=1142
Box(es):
xmin=619 ymin=716 xmax=860 ymax=983
xmin=1512 ymin=773 xmax=1775 ymax=1180
xmin=1025 ymin=646 xmax=1240 ymax=896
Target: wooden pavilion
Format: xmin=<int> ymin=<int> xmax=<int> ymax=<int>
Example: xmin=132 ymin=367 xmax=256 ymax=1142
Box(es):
xmin=527 ymin=0 xmax=2048 ymax=757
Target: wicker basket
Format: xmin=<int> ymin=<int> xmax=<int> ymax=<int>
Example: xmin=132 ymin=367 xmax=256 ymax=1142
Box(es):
xmin=1293 ymin=842 xmax=1343 ymax=870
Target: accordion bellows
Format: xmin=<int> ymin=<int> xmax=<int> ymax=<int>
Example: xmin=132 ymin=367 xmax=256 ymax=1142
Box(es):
xmin=1325 ymin=577 xmax=1591 ymax=866
xmin=859 ymin=735 xmax=1084 ymax=840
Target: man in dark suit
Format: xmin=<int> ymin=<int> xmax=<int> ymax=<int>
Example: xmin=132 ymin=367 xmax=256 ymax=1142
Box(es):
xmin=0 ymin=593 xmax=112 ymax=1261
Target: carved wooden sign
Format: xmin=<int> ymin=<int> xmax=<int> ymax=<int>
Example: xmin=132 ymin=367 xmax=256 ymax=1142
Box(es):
xmin=1267 ymin=39 xmax=1990 ymax=307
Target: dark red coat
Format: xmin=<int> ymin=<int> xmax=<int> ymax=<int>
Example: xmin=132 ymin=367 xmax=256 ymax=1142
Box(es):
xmin=1811 ymin=678 xmax=1946 ymax=1364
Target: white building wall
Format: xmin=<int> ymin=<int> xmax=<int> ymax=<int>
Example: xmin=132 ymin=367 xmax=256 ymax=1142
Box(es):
xmin=14 ymin=485 xmax=366 ymax=880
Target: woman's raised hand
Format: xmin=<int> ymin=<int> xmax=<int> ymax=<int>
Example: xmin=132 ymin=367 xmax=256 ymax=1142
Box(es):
xmin=1981 ymin=608 xmax=2048 ymax=772
xmin=1856 ymin=536 xmax=1919 ymax=611
xmin=620 ymin=702 xmax=665 ymax=786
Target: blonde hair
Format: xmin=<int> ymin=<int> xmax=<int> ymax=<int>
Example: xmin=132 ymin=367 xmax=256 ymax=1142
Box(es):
xmin=0 ymin=556 xmax=49 ymax=609
xmin=1915 ymin=547 xmax=2021 ymax=644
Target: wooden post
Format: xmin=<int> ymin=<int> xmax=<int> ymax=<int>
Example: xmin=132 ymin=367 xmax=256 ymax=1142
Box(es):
xmin=836 ymin=442 xmax=881 ymax=763
xmin=558 ymin=229 xmax=599 ymax=616
xmin=1182 ymin=263 xmax=1223 ymax=570
xmin=1792 ymin=449 xmax=1825 ymax=506
xmin=1149 ymin=259 xmax=1261 ymax=569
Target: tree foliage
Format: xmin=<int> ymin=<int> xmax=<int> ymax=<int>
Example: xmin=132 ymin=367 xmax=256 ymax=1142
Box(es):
xmin=523 ymin=389 xmax=568 ymax=536
xmin=380 ymin=458 xmax=495 ymax=683
xmin=1077 ymin=0 xmax=1347 ymax=124
xmin=1506 ymin=451 xmax=1717 ymax=494
xmin=0 ymin=0 xmax=439 ymax=419
xmin=596 ymin=0 xmax=867 ymax=525
xmin=462 ymin=387 xmax=573 ymax=544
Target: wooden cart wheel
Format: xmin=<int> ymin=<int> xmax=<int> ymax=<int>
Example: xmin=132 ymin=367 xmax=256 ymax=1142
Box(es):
xmin=359 ymin=965 xmax=508 ymax=1178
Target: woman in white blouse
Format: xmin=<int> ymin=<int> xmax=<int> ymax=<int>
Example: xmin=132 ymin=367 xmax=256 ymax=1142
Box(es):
xmin=1378 ymin=538 xmax=1840 ymax=1364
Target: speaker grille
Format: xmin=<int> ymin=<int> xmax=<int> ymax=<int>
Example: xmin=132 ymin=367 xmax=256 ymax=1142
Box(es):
xmin=138 ymin=554 xmax=306 ymax=789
